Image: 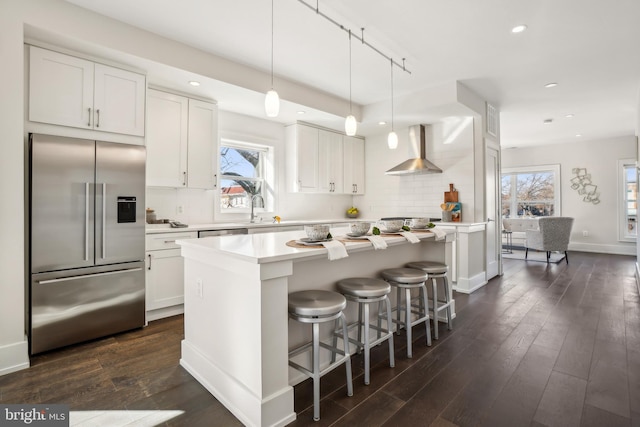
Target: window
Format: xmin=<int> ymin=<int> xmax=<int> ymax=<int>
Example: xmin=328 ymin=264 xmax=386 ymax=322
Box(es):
xmin=219 ymin=139 xmax=274 ymax=212
xmin=618 ymin=159 xmax=637 ymax=241
xmin=501 ymin=165 xmax=560 ymax=218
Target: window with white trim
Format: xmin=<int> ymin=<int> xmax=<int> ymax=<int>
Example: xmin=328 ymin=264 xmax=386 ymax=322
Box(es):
xmin=618 ymin=159 xmax=637 ymax=241
xmin=501 ymin=165 xmax=561 ymax=218
xmin=219 ymin=139 xmax=274 ymax=213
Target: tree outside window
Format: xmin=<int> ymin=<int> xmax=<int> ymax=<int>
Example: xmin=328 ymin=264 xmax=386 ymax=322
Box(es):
xmin=502 ymin=165 xmax=560 ymax=218
xmin=219 ymin=141 xmax=270 ymax=211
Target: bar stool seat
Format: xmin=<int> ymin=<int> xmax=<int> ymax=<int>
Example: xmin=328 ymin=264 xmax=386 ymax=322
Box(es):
xmin=288 ymin=290 xmax=353 ymax=422
xmin=380 ymin=268 xmax=431 ymax=358
xmin=335 ymin=278 xmax=395 ymax=385
xmin=406 ymin=261 xmax=452 ymax=340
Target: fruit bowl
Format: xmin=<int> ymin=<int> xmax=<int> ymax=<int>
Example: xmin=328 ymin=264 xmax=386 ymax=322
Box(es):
xmin=346 ymin=207 xmax=359 ymax=218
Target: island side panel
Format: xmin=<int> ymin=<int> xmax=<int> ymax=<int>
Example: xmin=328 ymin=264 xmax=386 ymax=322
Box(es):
xmin=180 ymin=245 xmax=295 ymax=427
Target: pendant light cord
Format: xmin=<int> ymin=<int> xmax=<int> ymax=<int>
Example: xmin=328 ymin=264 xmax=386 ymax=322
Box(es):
xmin=348 ymin=30 xmax=352 ymax=114
xmin=270 ymin=0 xmax=274 ymax=89
xmin=390 ymin=58 xmax=394 ymax=131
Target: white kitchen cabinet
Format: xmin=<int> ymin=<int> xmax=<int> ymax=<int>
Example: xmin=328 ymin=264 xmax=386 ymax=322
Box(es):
xmin=286 ymin=124 xmax=319 ymax=192
xmin=29 ymin=46 xmax=145 ymax=136
xmin=146 ymin=89 xmax=218 ymax=189
xmin=286 ymin=123 xmax=349 ymax=194
xmin=145 ymin=231 xmax=197 ymax=321
xmin=343 ymin=135 xmax=365 ymax=194
xmin=318 ymin=129 xmax=343 ymax=193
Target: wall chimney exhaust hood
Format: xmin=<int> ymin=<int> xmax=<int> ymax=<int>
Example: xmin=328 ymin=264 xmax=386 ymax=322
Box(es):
xmin=385 ymin=124 xmax=443 ymax=175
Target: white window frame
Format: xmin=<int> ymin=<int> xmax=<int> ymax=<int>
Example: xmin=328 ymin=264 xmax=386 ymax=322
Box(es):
xmin=217 ymin=137 xmax=275 ymax=218
xmin=617 ymin=158 xmax=637 ymax=242
xmin=501 ymin=164 xmax=561 ymax=218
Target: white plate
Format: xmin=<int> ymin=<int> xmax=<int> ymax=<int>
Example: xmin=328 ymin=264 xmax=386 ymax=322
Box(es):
xmin=380 ymin=230 xmax=402 ymax=234
xmin=296 ymin=237 xmax=332 ymax=246
xmin=346 ymin=233 xmax=371 ymax=239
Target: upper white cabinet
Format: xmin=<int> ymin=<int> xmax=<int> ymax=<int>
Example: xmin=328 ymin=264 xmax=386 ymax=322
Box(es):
xmin=146 ymin=89 xmax=218 ymax=189
xmin=318 ymin=130 xmax=343 ymax=193
xmin=29 ymin=46 xmax=145 ymax=136
xmin=343 ymin=136 xmax=365 ymax=194
xmin=286 ymin=123 xmax=364 ymax=194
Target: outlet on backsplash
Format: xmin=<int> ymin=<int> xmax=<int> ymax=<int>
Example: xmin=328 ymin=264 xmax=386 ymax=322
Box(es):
xmin=177 ymin=205 xmax=184 ymax=214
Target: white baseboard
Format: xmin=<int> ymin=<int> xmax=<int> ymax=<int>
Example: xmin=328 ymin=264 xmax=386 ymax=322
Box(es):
xmin=146 ymin=304 xmax=184 ymax=323
xmin=568 ymin=242 xmax=636 ymax=256
xmin=453 ymin=272 xmax=487 ymax=294
xmin=0 ymin=339 xmax=29 ymax=377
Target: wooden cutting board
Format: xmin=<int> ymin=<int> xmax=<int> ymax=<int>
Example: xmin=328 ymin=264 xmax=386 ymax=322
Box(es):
xmin=444 ymin=183 xmax=458 ymax=202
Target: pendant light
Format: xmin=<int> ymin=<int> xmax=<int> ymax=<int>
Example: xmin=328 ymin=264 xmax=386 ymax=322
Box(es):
xmin=264 ymin=0 xmax=280 ymax=117
xmin=344 ymin=30 xmax=357 ymax=136
xmin=387 ymin=58 xmax=398 ymax=149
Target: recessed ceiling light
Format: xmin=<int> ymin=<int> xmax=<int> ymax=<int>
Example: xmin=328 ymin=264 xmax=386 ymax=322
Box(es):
xmin=189 ymin=81 xmax=200 ymax=86
xmin=565 ymin=114 xmax=574 ymax=118
xmin=576 ymin=134 xmax=582 ymax=137
xmin=511 ymin=24 xmax=528 ymax=34
xmin=543 ymin=119 xmax=553 ymax=124
xmin=297 ymin=111 xmax=306 ymax=115
xmin=544 ymin=82 xmax=558 ymax=88
xmin=378 ymin=121 xmax=387 ymax=125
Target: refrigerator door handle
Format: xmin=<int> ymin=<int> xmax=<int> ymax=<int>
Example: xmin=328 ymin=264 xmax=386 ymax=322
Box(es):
xmin=37 ymin=267 xmax=143 ymax=285
xmin=102 ymin=182 xmax=106 ymax=259
xmin=85 ymin=182 xmax=90 ymax=261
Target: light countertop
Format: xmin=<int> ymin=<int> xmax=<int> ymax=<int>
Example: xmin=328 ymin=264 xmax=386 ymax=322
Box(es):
xmin=176 ymin=226 xmax=454 ymax=264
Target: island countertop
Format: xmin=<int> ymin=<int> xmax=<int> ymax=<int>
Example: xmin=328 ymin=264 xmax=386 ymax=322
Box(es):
xmin=176 ymin=226 xmax=454 ymax=264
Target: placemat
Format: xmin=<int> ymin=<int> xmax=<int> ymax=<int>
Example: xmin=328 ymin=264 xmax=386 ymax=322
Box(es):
xmin=285 ymin=240 xmax=325 ymax=249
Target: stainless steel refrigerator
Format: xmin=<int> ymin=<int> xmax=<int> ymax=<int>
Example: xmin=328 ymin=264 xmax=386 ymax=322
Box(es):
xmin=29 ymin=133 xmax=146 ymax=354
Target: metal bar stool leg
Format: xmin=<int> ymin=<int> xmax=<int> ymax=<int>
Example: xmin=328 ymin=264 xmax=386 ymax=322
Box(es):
xmin=431 ymin=275 xmax=439 ymax=340
xmin=341 ymin=312 xmax=354 ymax=397
xmin=312 ymin=322 xmax=321 ymax=422
xmin=444 ymin=275 xmax=453 ymax=331
xmin=421 ymin=284 xmax=432 ymax=346
xmin=405 ymin=287 xmax=413 ymax=358
xmin=385 ymin=296 xmax=395 ymax=368
xmin=363 ymin=302 xmax=370 ymax=385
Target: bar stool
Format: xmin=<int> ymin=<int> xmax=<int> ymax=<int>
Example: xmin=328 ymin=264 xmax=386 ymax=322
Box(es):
xmin=380 ymin=268 xmax=431 ymax=358
xmin=288 ymin=290 xmax=353 ymax=422
xmin=406 ymin=261 xmax=452 ymax=340
xmin=334 ymin=278 xmax=395 ymax=385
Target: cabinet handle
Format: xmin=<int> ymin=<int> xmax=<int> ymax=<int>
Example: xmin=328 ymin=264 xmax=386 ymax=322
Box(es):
xmin=164 ymin=240 xmax=176 ymax=244
xmin=95 ymin=109 xmax=100 ymax=128
xmin=213 ymin=174 xmax=217 ymax=188
xmin=87 ymin=108 xmax=91 ymax=127
xmin=183 ymin=171 xmax=187 ymax=186
xmin=148 ymin=253 xmax=152 ymax=271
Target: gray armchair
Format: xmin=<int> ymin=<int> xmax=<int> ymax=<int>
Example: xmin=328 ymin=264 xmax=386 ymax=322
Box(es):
xmin=525 ymin=217 xmax=574 ymax=264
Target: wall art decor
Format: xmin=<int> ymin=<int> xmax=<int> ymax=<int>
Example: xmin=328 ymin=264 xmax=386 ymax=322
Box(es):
xmin=570 ymin=168 xmax=600 ymax=204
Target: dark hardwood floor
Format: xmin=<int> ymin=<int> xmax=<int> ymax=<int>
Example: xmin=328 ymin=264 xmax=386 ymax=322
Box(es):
xmin=1 ymin=251 xmax=639 ymax=426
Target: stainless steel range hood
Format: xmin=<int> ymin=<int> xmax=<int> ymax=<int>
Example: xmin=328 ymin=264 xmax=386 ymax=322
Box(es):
xmin=386 ymin=124 xmax=443 ymax=175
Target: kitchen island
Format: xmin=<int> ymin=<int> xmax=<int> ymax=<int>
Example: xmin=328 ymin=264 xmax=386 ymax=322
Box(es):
xmin=177 ymin=226 xmax=454 ymax=427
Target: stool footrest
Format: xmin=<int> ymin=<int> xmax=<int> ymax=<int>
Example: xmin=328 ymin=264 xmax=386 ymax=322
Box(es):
xmin=289 ymin=353 xmax=351 ymax=379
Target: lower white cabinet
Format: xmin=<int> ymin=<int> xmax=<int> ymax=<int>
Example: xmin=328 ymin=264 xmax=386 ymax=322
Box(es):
xmin=145 ymin=231 xmax=197 ymax=321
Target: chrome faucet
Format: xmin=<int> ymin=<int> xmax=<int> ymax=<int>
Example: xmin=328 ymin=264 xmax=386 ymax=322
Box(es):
xmin=250 ymin=193 xmax=264 ymax=223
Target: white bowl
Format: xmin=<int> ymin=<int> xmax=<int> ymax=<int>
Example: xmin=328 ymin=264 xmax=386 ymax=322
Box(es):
xmin=407 ymin=217 xmax=430 ymax=229
xmin=379 ymin=220 xmax=404 ymax=233
xmin=304 ymin=224 xmax=330 ymax=241
xmin=349 ymin=222 xmax=371 ymax=236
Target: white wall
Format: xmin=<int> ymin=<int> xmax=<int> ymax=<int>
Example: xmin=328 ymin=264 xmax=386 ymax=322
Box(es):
xmin=501 ymin=136 xmax=637 ymax=255
xmin=147 ymin=110 xmax=354 ymax=224
xmin=357 ymin=118 xmax=476 ymax=220
xmin=0 ymin=0 xmax=29 ymax=375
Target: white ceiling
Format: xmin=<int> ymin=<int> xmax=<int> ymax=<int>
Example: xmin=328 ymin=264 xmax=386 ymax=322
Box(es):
xmin=63 ymin=0 xmax=640 ymax=148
